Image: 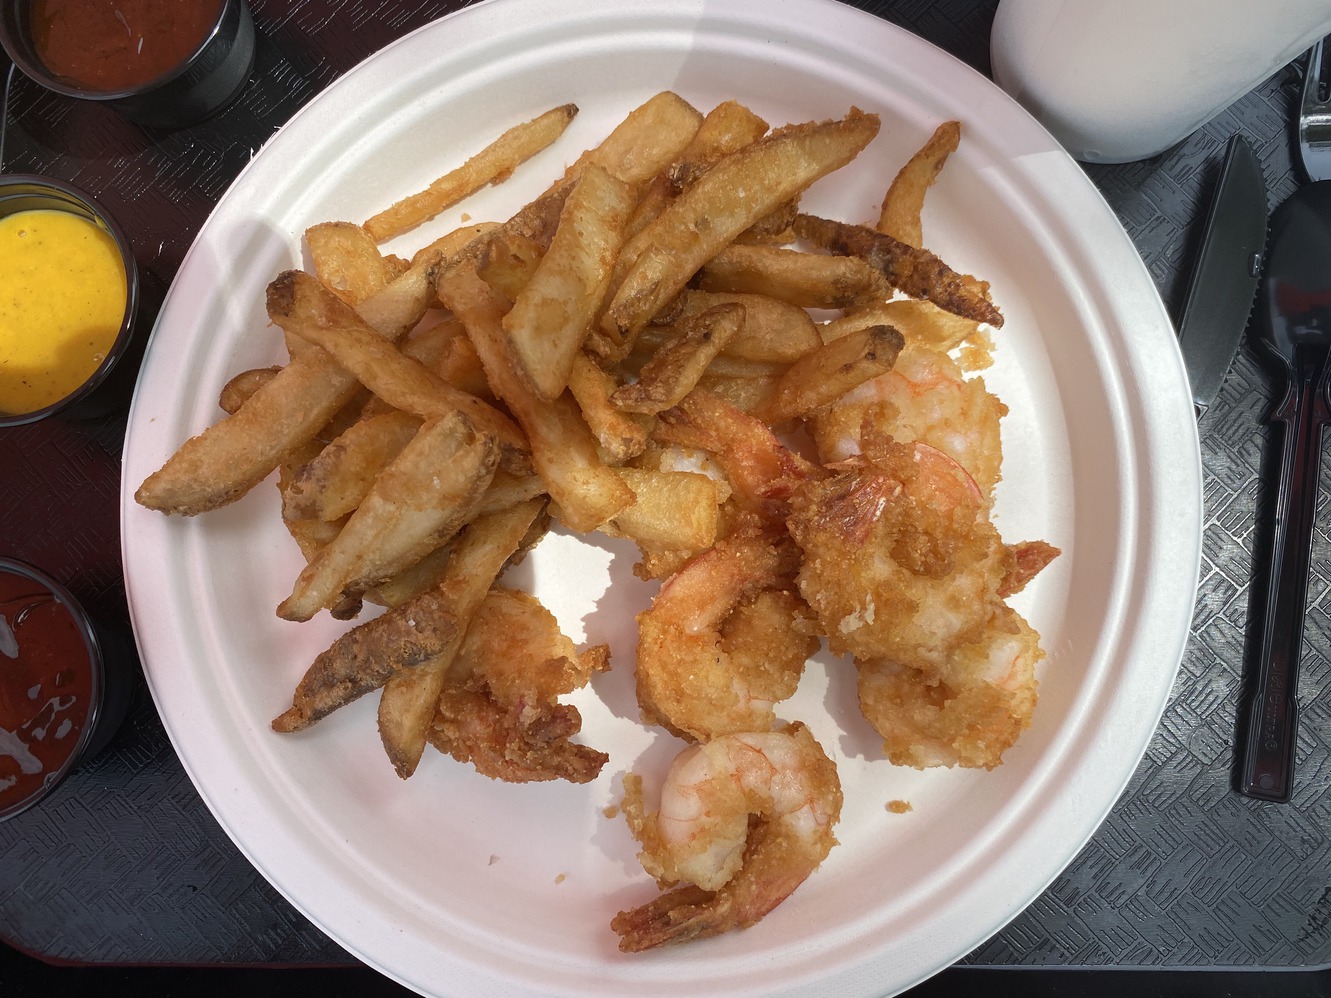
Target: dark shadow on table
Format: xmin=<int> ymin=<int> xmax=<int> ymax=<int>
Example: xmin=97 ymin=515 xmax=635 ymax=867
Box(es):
xmin=4 ymin=940 xmax=1331 ymax=998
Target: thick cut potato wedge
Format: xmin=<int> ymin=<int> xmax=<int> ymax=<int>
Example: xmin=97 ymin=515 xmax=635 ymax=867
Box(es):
xmin=611 ymin=303 xmax=743 ymax=415
xmin=377 ymin=499 xmax=546 ymax=778
xmin=558 ymin=91 xmax=703 ymax=189
xmin=217 ymin=367 xmax=280 ymax=414
xmin=820 ymin=298 xmax=981 ymax=353
xmin=601 ymin=467 xmax=720 ymax=551
xmin=267 ymin=268 xmax=531 ymax=473
xmin=623 ymin=99 xmax=770 ymax=241
xmin=305 ymin=221 xmax=398 ymax=304
xmin=600 ymin=109 xmax=880 ymax=352
xmin=696 ymin=244 xmax=892 ymax=310
xmin=277 ymin=408 xmax=499 ymax=622
xmin=662 ymin=289 xmax=820 ymax=363
xmin=566 ymin=353 xmax=650 ymax=463
xmin=135 ymin=259 xmax=440 ymax=517
xmin=282 ymin=410 xmax=424 ymax=522
xmin=504 ymin=164 xmax=637 ymax=401
xmin=756 ymin=323 xmax=905 ymax=424
xmin=438 ymin=263 xmax=634 ymax=532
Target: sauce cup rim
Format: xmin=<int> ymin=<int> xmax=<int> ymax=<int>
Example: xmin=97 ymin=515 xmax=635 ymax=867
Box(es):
xmin=0 ymin=556 xmax=106 ymax=822
xmin=0 ymin=173 xmax=140 ymax=427
xmin=0 ymin=0 xmax=232 ymax=102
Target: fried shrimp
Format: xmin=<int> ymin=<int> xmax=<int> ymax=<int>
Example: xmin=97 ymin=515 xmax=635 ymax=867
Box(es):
xmin=427 ymin=587 xmax=610 ymax=783
xmin=635 ymin=518 xmax=817 ymax=741
xmin=855 ymin=606 xmax=1043 ymax=769
xmin=654 ymin=388 xmax=822 ymax=522
xmin=810 ymin=343 xmax=1006 ymax=501
xmin=612 ymin=721 xmax=842 ymax=950
xmin=787 ymin=439 xmax=1010 ymax=671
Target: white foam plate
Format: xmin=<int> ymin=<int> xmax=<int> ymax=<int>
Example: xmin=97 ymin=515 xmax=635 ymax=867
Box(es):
xmin=120 ymin=1 xmax=1202 ymax=994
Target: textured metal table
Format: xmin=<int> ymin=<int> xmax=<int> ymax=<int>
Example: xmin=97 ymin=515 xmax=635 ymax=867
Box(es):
xmin=2 ymin=0 xmax=1329 ymax=991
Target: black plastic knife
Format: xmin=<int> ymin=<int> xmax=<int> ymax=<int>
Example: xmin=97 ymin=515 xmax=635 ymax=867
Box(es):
xmin=1176 ymin=135 xmax=1268 ymax=413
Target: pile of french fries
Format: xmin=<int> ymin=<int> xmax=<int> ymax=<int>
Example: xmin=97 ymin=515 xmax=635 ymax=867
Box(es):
xmin=135 ymin=92 xmax=1001 ymax=788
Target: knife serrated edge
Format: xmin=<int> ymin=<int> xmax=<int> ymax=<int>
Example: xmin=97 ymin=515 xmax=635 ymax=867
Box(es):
xmin=1176 ymin=134 xmax=1268 ymax=413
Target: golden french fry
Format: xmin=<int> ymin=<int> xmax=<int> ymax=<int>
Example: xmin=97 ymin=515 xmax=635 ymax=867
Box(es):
xmin=364 ymin=103 xmax=579 ymax=242
xmin=363 ymin=542 xmax=454 ymax=611
xmin=559 ymin=91 xmax=703 ymax=189
xmin=305 ymin=221 xmax=397 ymax=304
xmin=667 ymin=290 xmax=820 ymax=363
xmin=365 ymin=473 xmax=551 ymax=610
xmin=600 ymin=109 xmax=880 ymax=353
xmin=428 ymin=327 xmax=493 ymax=399
xmin=756 ymin=324 xmax=904 ymax=424
xmin=602 ymin=467 xmax=719 ymax=551
xmin=266 ymin=268 xmax=531 ymax=474
xmin=277 ymin=408 xmax=499 ymax=622
xmin=566 ymin=353 xmax=650 ymax=463
xmin=696 ymin=244 xmax=892 ymax=310
xmin=733 ymin=196 xmax=800 ymax=245
xmin=135 ymin=258 xmax=441 ymax=517
xmin=504 ymin=164 xmax=637 ymax=401
xmin=474 ymin=470 xmax=549 ymax=514
xmin=691 ymin=354 xmax=789 ymax=379
xmin=793 ymin=212 xmax=1003 ymax=327
xmin=611 ymin=303 xmax=744 ymax=415
xmin=820 ymin=298 xmax=982 ymax=354
xmin=218 ymin=367 xmax=280 ymax=414
xmin=877 ymin=120 xmax=960 ymax=248
xmin=438 ymin=263 xmax=634 ymax=532
xmin=621 ymin=99 xmax=770 ymax=245
xmin=455 ymin=185 xmax=572 ymax=271
xmin=276 ymin=437 xmax=344 ymax=560
xmin=271 ymin=581 xmax=475 ymax=733
xmin=377 ymin=498 xmax=546 ymax=778
xmin=476 ymin=230 xmax=545 ymax=302
xmin=281 ymin=410 xmax=424 ymax=522
xmin=695 ymin=373 xmax=780 ymax=414
xmin=397 ymin=314 xmax=466 ymax=368
xmin=409 ymin=221 xmax=499 ymax=270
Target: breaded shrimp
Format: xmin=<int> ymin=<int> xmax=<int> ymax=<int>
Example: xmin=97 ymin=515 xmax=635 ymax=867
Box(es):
xmin=426 ymin=587 xmax=610 ymax=783
xmin=635 ymin=517 xmax=817 ymax=741
xmin=787 ymin=440 xmax=1010 ymax=671
xmin=612 ymin=721 xmax=842 ymax=950
xmin=810 ymin=343 xmax=1006 ymax=501
xmin=654 ymin=388 xmax=822 ymax=523
xmin=855 ymin=606 xmax=1043 ymax=769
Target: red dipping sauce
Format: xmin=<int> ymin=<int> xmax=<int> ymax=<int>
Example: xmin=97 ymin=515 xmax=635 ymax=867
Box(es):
xmin=30 ymin=0 xmax=224 ymax=93
xmin=0 ymin=565 xmax=97 ymax=817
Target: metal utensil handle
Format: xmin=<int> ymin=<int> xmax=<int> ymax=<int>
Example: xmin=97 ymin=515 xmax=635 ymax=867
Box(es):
xmin=1240 ymin=349 xmax=1331 ymax=801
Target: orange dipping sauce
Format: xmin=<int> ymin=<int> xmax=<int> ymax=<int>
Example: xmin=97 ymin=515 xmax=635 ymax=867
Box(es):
xmin=30 ymin=0 xmax=224 ymax=92
xmin=0 ymin=568 xmax=95 ymax=815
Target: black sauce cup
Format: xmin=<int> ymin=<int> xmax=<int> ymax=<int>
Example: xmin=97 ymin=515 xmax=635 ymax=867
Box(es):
xmin=0 ymin=175 xmax=142 ymax=426
xmin=0 ymin=558 xmax=133 ymax=823
xmin=0 ymin=0 xmax=255 ymax=128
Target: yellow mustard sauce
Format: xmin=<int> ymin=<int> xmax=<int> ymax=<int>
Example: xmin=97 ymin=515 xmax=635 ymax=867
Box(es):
xmin=0 ymin=209 xmax=127 ymax=415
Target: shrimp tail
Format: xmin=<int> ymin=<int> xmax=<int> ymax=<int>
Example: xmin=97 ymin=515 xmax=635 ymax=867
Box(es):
xmin=999 ymin=539 xmax=1060 ymax=597
xmin=611 ymin=884 xmax=728 ymax=951
xmin=612 ymin=814 xmax=821 ymax=951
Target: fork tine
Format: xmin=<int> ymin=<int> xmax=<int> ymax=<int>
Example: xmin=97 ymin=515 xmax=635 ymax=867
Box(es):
xmin=1299 ymin=37 xmax=1331 ymax=182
